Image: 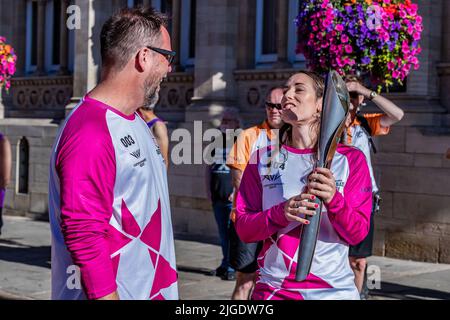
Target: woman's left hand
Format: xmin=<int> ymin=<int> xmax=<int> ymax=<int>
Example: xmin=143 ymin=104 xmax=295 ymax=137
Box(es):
xmin=308 ymin=167 xmax=337 ymax=205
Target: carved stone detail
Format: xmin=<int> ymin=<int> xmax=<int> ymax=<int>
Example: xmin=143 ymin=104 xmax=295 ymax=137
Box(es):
xmin=158 ymin=72 xmax=194 ymax=111
xmin=8 ymin=76 xmax=73 ymax=119
xmin=235 ymin=69 xmax=297 ymax=112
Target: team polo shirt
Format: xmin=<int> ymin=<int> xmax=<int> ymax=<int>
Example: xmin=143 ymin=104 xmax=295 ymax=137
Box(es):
xmin=49 ymin=95 xmax=178 ymax=300
xmin=235 ymin=144 xmax=372 ymax=300
xmin=345 ymin=113 xmax=390 ymax=193
xmin=226 ymin=121 xmax=277 ymax=221
xmin=226 ymin=120 xmax=276 ymax=172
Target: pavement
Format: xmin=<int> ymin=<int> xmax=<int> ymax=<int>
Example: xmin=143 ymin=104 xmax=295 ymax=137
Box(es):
xmin=1 ymin=215 xmax=450 ymax=300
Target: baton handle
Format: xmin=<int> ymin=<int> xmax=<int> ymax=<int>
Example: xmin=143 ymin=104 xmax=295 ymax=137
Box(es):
xmin=295 ymin=176 xmax=324 ymax=282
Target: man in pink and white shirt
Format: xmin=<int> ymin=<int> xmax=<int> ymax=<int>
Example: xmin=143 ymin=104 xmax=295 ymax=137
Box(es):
xmin=49 ymin=7 xmax=178 ymax=300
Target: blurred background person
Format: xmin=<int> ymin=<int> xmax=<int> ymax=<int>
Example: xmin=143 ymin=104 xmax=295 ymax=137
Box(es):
xmin=139 ymin=90 xmax=169 ymax=169
xmin=344 ymin=74 xmax=405 ymax=299
xmin=0 ymin=131 xmax=11 ymax=236
xmin=226 ymin=87 xmax=284 ymax=300
xmin=205 ymin=110 xmax=241 ymax=281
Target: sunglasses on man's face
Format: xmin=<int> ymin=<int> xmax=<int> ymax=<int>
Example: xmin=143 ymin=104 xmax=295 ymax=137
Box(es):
xmin=147 ymin=46 xmax=177 ymax=65
xmin=265 ymin=102 xmax=282 ymax=110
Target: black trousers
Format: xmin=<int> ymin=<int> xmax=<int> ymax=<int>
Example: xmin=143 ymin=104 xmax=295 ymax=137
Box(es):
xmin=349 ymin=197 xmax=376 ymax=258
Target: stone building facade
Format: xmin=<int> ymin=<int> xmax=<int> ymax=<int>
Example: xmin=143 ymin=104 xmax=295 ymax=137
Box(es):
xmin=0 ymin=0 xmax=449 ymax=262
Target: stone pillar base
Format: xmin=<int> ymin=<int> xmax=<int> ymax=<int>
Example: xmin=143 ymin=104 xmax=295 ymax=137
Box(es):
xmin=185 ymin=99 xmax=239 ymax=128
xmin=65 ymin=97 xmax=82 ymax=117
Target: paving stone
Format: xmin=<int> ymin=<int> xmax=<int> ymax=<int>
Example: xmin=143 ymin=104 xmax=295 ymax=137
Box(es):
xmin=2 ymin=216 xmax=450 ymax=300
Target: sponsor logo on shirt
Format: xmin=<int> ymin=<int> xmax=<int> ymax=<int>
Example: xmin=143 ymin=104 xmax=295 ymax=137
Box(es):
xmin=262 ymin=172 xmax=281 ymax=182
xmin=262 ymin=172 xmax=283 ymax=189
xmin=335 ymin=179 xmax=344 ymax=188
xmin=118 ymin=135 xmax=148 ymax=167
xmin=335 ymin=179 xmax=345 ymax=192
xmin=212 ymin=163 xmax=230 ymax=174
xmin=133 ymin=159 xmax=147 ymax=167
xmin=130 ymin=149 xmax=141 ymax=159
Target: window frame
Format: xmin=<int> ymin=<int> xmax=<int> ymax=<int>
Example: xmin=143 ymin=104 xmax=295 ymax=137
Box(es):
xmin=255 ymin=0 xmax=278 ymax=66
xmin=180 ymin=0 xmax=195 ymax=68
xmin=288 ymin=0 xmax=306 ymax=65
xmin=255 ymin=0 xmax=306 ymax=68
xmin=25 ymin=0 xmax=74 ymax=75
xmin=25 ymin=0 xmax=37 ymax=74
xmin=45 ymin=0 xmax=61 ymax=73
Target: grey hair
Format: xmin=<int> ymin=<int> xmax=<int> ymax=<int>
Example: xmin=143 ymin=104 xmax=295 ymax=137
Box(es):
xmin=141 ymin=91 xmax=160 ymax=110
xmin=100 ymin=6 xmax=168 ymax=71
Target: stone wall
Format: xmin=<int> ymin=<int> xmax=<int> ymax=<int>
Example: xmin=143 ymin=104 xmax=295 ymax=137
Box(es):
xmin=372 ymin=124 xmax=450 ymax=263
xmin=0 ymin=119 xmax=59 ymax=220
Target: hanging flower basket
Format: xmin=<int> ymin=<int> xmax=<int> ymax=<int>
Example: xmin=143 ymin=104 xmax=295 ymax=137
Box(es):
xmin=0 ymin=36 xmax=17 ymax=92
xmin=296 ymin=0 xmax=423 ymax=91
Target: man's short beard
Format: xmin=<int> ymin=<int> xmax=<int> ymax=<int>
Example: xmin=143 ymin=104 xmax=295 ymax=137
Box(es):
xmin=143 ymin=74 xmax=161 ymax=108
xmin=143 ymin=92 xmax=159 ymax=110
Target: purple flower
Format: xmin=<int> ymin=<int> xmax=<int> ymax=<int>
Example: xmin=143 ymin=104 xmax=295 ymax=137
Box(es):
xmin=361 ymin=56 xmax=371 ymax=65
xmin=392 ymin=32 xmax=399 ymax=41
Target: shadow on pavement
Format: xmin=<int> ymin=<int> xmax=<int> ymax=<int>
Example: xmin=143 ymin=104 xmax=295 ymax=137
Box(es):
xmin=177 ymin=265 xmax=216 ymax=276
xmin=0 ymin=242 xmax=50 ymax=269
xmin=0 ymin=239 xmax=28 ymax=247
xmin=370 ymin=282 xmax=450 ymax=300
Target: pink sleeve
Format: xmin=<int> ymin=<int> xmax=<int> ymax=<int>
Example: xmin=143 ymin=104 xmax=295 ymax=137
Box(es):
xmin=235 ymin=158 xmax=290 ymax=243
xmin=325 ymin=147 xmax=373 ymax=246
xmin=56 ymin=106 xmax=117 ymax=299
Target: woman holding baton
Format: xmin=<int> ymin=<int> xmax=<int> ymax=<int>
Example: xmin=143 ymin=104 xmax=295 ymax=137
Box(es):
xmin=234 ymin=71 xmax=372 ymax=300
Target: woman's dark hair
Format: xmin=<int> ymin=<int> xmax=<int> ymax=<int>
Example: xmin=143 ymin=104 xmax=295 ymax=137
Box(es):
xmin=279 ymin=70 xmax=325 ymax=149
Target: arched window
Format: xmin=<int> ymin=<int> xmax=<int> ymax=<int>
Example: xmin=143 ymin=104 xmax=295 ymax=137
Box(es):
xmin=17 ymin=137 xmax=29 ymax=195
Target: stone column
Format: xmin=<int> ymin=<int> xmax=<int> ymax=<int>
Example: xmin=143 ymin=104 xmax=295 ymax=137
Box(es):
xmin=171 ymin=0 xmax=182 ymax=71
xmin=273 ymin=0 xmax=291 ymax=69
xmin=65 ymin=0 xmax=102 ymax=115
xmin=236 ymin=0 xmax=256 ymax=69
xmin=35 ymin=0 xmax=47 ymax=76
xmin=186 ymin=0 xmax=239 ymax=123
xmin=58 ymin=0 xmax=69 ymax=75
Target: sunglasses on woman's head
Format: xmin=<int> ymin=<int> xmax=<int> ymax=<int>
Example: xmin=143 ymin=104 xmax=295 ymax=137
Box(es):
xmin=265 ymin=102 xmax=282 ymax=110
xmin=147 ymin=46 xmax=176 ymax=65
